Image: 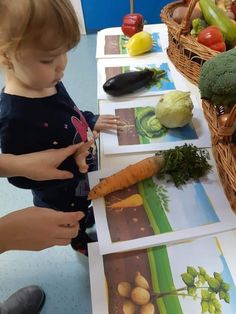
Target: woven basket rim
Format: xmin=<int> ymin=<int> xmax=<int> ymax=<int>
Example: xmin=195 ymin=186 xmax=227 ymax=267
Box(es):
xmin=202 ymin=99 xmax=236 ymax=143
xmin=160 ymin=0 xmax=219 ymax=58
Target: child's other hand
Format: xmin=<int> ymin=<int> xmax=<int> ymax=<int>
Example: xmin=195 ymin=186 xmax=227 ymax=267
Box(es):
xmin=94 ymin=115 xmax=124 ymax=133
xmin=73 ymin=140 xmax=93 ymax=173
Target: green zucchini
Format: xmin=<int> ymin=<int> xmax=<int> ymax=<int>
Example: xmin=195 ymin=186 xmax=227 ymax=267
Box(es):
xmin=199 ymin=0 xmax=236 ymax=46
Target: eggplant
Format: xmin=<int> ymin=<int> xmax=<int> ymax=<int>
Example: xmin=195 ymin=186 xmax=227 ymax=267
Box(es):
xmin=103 ymin=69 xmax=155 ymax=96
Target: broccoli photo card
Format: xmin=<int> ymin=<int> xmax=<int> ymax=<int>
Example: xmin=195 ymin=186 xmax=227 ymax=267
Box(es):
xmin=88 ymin=151 xmax=236 ymax=255
xmin=99 ymin=94 xmax=211 ymax=155
xmin=97 ymin=56 xmax=189 ymax=100
xmin=96 ymin=24 xmax=168 ymax=59
xmin=88 ymin=231 xmax=236 ymax=314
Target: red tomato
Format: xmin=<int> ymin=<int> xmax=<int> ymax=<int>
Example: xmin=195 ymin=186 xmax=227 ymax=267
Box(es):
xmin=197 ymin=26 xmax=226 ymax=52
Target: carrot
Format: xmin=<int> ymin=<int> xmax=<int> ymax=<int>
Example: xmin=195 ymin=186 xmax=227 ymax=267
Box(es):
xmin=109 ymin=194 xmax=143 ymax=209
xmin=88 ymin=144 xmax=212 ymax=200
xmin=88 ymin=155 xmax=164 ymax=200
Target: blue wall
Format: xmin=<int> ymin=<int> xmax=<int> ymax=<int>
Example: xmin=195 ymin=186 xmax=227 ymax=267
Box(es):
xmin=81 ymin=0 xmax=170 ymax=33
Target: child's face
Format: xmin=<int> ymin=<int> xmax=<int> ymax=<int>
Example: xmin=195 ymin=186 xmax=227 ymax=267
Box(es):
xmin=8 ymin=44 xmax=68 ymax=91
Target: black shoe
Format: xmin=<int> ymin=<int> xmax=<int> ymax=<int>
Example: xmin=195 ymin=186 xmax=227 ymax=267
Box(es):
xmin=0 ymin=285 xmax=45 ymax=314
xmin=71 ymin=231 xmax=95 ymax=256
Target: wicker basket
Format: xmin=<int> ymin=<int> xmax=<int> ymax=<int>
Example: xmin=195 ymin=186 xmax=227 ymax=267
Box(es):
xmin=201 ymin=100 xmax=236 ymax=213
xmin=160 ymin=0 xmax=219 ymax=85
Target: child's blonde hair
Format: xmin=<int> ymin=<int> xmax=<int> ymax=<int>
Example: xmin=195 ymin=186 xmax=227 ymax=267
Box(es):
xmin=0 ymin=0 xmax=81 ymax=63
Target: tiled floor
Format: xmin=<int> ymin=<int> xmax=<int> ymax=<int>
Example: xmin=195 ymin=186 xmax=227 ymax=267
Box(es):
xmin=0 ymin=34 xmax=97 ymax=313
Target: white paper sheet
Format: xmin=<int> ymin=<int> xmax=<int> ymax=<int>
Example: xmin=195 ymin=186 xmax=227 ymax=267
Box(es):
xmin=99 ymin=94 xmax=211 ymax=155
xmin=97 ymin=56 xmax=189 ymax=100
xmin=88 ymin=231 xmax=236 ymax=314
xmin=88 ymin=157 xmax=236 ymax=255
xmin=96 ymin=24 xmax=168 ymax=59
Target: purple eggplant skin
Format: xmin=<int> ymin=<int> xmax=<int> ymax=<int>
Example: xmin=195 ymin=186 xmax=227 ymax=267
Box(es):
xmin=103 ymin=69 xmax=154 ymax=96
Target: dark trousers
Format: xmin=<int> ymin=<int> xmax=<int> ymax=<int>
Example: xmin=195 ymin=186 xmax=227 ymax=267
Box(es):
xmin=32 ymin=191 xmax=91 ymax=232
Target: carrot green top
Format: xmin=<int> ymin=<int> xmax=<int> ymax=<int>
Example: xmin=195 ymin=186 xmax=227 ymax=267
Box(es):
xmin=157 ymin=144 xmax=212 ymax=187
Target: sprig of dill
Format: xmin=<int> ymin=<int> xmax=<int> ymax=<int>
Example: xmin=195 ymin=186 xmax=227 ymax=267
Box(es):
xmin=156 ymin=144 xmax=212 ymax=187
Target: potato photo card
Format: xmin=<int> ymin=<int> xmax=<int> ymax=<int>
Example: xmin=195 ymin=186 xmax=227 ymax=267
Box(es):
xmin=89 ymin=231 xmax=236 ymax=314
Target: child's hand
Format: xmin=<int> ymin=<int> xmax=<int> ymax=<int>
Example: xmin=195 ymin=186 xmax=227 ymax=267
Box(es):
xmin=94 ymin=114 xmax=124 ymax=132
xmin=73 ymin=140 xmax=93 ymax=173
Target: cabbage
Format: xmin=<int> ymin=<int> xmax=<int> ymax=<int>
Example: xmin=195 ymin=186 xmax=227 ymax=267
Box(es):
xmin=155 ymin=91 xmax=193 ymax=128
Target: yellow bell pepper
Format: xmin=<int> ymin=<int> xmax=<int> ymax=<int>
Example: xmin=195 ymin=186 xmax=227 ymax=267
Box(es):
xmin=126 ymin=31 xmax=153 ymax=56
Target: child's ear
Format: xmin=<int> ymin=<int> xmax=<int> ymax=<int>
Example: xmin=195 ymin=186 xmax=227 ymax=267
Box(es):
xmin=1 ymin=53 xmax=13 ymax=69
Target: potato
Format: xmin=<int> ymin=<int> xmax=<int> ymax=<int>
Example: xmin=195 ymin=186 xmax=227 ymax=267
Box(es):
xmin=140 ymin=303 xmax=155 ymax=314
xmin=117 ymin=281 xmax=132 ymax=297
xmin=134 ymin=272 xmax=150 ymax=290
xmin=122 ymin=300 xmax=137 ymax=314
xmin=131 ymin=287 xmax=150 ymax=305
xmin=173 ymin=5 xmax=202 ymax=24
xmin=225 ymin=10 xmax=235 ymax=20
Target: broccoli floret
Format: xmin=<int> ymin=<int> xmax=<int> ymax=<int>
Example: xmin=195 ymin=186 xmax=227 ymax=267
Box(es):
xmin=190 ymin=18 xmax=208 ymax=36
xmin=199 ymin=48 xmax=236 ymax=110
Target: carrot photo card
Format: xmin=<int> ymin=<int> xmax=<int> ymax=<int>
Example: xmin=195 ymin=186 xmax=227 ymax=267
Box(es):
xmin=96 ymin=24 xmax=168 ymax=59
xmin=99 ymin=94 xmax=211 ymax=155
xmin=88 ymin=150 xmax=236 ymax=255
xmin=88 ymin=231 xmax=236 ymax=314
xmin=97 ymin=56 xmax=189 ymax=100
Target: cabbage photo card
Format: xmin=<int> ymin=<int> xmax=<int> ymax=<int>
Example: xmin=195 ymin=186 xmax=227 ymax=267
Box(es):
xmin=96 ymin=24 xmax=168 ymax=59
xmin=88 ymin=158 xmax=236 ymax=255
xmin=88 ymin=231 xmax=236 ymax=314
xmin=97 ymin=56 xmax=189 ymax=100
xmin=99 ymin=94 xmax=211 ymax=155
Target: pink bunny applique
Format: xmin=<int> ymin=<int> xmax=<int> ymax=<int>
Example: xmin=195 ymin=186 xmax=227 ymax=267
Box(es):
xmin=71 ymin=115 xmax=88 ymax=143
xmin=71 ymin=108 xmax=97 ymax=171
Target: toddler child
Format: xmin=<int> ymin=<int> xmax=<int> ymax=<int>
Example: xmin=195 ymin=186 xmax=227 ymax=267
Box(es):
xmin=0 ymin=0 xmax=120 ymax=255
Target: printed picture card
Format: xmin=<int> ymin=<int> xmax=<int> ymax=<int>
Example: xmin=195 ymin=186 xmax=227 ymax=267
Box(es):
xmin=96 ymin=24 xmax=168 ymax=59
xmin=97 ymin=56 xmax=189 ymax=100
xmin=88 ymin=231 xmax=236 ymax=314
xmin=88 ymin=156 xmax=236 ymax=255
xmin=99 ymin=94 xmax=211 ymax=155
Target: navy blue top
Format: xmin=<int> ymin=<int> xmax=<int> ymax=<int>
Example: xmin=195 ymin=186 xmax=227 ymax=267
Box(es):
xmin=0 ymin=82 xmax=98 ymax=211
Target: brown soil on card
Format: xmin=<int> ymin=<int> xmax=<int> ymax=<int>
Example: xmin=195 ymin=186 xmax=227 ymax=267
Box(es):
xmin=105 ymin=184 xmax=154 ymax=242
xmin=103 ymin=249 xmax=158 ymax=313
xmin=105 ymin=67 xmax=123 ymax=80
xmin=105 ymin=35 xmax=120 ymax=54
xmin=115 ymin=108 xmax=140 ymax=145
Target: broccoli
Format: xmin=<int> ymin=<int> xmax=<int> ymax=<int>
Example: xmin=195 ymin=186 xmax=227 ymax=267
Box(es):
xmin=199 ymin=48 xmax=236 ymax=110
xmin=190 ymin=18 xmax=208 ymax=36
